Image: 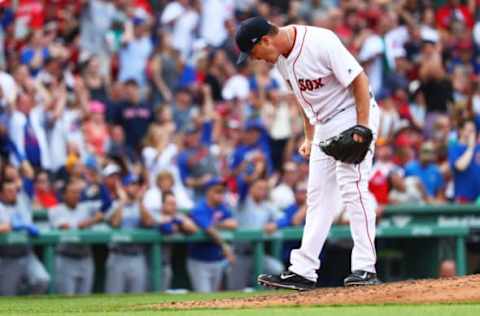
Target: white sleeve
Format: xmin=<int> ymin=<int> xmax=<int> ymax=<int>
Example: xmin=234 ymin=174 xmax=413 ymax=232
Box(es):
xmin=321 ymin=30 xmax=363 ymax=88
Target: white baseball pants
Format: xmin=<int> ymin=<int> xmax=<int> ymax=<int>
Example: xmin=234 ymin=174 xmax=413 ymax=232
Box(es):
xmin=289 ymin=102 xmax=380 ymax=282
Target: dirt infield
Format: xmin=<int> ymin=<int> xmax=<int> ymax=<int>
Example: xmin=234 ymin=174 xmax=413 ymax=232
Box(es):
xmin=149 ymin=274 xmax=480 ymax=310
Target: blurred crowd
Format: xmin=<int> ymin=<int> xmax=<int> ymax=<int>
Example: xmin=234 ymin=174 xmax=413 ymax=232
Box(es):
xmin=1 ymin=0 xmax=480 ymax=295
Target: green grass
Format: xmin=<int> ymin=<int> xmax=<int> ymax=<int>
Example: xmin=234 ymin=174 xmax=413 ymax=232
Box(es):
xmin=0 ymin=292 xmax=478 ymax=316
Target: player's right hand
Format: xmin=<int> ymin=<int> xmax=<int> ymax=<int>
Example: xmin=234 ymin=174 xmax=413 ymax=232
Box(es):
xmin=299 ymin=139 xmax=312 ymax=158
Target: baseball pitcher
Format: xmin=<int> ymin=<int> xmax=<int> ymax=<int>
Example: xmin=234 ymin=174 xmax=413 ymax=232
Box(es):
xmin=235 ymin=16 xmax=381 ymax=290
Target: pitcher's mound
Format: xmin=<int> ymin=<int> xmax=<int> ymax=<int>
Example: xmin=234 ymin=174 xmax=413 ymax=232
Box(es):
xmin=150 ymin=274 xmax=480 ymax=310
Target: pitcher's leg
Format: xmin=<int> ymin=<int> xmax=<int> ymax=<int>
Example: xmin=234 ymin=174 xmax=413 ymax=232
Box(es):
xmin=337 ymin=152 xmax=377 ymax=273
xmin=288 ymin=146 xmax=341 ymax=282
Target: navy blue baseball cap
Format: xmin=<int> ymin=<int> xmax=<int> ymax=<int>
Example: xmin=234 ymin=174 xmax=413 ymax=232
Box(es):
xmin=235 ymin=16 xmax=272 ymax=64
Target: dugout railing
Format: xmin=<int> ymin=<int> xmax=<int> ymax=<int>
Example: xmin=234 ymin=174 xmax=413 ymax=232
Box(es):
xmin=0 ymin=223 xmax=470 ymax=293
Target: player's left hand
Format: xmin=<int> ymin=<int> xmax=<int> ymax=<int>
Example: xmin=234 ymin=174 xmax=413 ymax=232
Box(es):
xmin=352 ymin=133 xmax=364 ymax=143
xmin=320 ymin=125 xmax=373 ymax=164
xmin=352 ymin=124 xmax=369 ymax=142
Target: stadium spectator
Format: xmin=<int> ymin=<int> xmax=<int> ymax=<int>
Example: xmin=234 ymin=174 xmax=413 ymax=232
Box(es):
xmin=436 ymin=0 xmax=474 ymax=30
xmin=151 ymin=106 xmax=176 ymax=138
xmin=44 ymin=78 xmax=88 ymax=173
xmin=228 ymin=178 xmax=284 ymax=290
xmin=118 ymin=14 xmax=153 ymax=88
xmin=230 ymin=120 xmax=273 ymax=201
xmin=97 ymin=163 xmax=121 ymax=213
xmin=83 ymin=101 xmax=110 ymax=158
xmin=0 ymin=179 xmax=49 ymax=296
xmin=9 ymin=91 xmax=50 ymax=170
xmin=81 ymin=55 xmax=110 ymax=106
xmin=222 ymin=61 xmax=251 ymax=104
xmin=79 ymin=0 xmax=119 ymax=77
xmin=265 ymin=182 xmax=307 ymax=264
xmin=187 ymin=178 xmax=237 ymax=293
xmin=141 ymin=124 xmax=179 ymax=187
xmin=404 ymin=142 xmax=446 ymax=202
xmin=199 ymin=0 xmax=234 ymax=49
xmin=48 ymin=179 xmax=103 ymax=295
xmin=149 ymin=31 xmax=179 ymax=105
xmin=177 ymin=124 xmax=219 ymax=200
xmin=113 ymin=79 xmax=153 ymax=151
xmin=1 ymin=161 xmax=35 ymax=198
xmin=20 ymin=29 xmax=50 ymax=77
xmin=369 ymin=143 xmax=397 ymax=206
xmin=265 ymin=182 xmax=307 ymax=234
xmin=388 ymin=169 xmax=427 ymax=205
xmin=160 ymin=0 xmax=199 ymax=60
xmin=418 ymin=34 xmax=454 ymax=138
xmin=377 ymin=97 xmax=403 ymax=143
xmin=143 ymin=170 xmax=193 ymax=214
xmin=171 ymin=88 xmax=196 ymax=133
xmin=104 ymin=174 xmax=153 ymax=294
xmin=155 ymin=191 xmax=197 ymax=291
xmin=270 ymin=161 xmax=299 ymax=211
xmin=248 ymin=62 xmax=280 ymax=119
xmin=106 ymin=125 xmax=140 ymax=166
xmin=291 ymin=152 xmax=309 ymax=182
xmin=448 ymin=120 xmax=480 ymax=203
xmin=32 ymin=170 xmax=57 ymax=210
xmin=0 ymin=114 xmax=23 ymax=165
xmin=230 ymin=121 xmax=273 ymax=176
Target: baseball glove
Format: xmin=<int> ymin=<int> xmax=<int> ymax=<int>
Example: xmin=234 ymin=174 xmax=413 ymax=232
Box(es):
xmin=319 ymin=125 xmax=373 ymax=164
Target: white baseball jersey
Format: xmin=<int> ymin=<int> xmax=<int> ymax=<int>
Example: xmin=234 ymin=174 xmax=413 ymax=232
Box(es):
xmin=273 ymin=26 xmax=380 ymax=282
xmin=275 ymin=25 xmax=363 ymax=126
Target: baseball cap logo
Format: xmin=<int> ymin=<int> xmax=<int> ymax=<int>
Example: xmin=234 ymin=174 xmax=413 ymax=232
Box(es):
xmin=251 ymin=37 xmax=258 ymax=43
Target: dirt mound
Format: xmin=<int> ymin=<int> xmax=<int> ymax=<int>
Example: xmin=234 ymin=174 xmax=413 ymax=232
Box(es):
xmin=149 ymin=274 xmax=480 ymax=310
